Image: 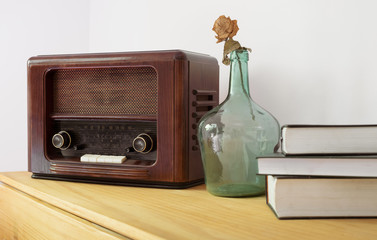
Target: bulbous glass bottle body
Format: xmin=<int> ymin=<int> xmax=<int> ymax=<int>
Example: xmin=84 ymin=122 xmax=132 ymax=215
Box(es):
xmin=198 ymin=49 xmax=280 ymax=197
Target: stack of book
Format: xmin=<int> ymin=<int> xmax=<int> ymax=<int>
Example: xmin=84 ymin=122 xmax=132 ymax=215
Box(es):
xmin=257 ymin=125 xmax=377 ymax=219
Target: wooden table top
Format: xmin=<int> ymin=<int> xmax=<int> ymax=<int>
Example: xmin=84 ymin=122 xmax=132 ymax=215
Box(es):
xmin=1 ymin=171 xmax=376 ymax=239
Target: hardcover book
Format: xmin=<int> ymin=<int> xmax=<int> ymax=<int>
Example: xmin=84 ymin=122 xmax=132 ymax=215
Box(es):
xmin=266 ymin=176 xmax=377 ymax=219
xmin=258 ymin=154 xmax=377 ymax=177
xmin=281 ymin=125 xmax=377 ymax=155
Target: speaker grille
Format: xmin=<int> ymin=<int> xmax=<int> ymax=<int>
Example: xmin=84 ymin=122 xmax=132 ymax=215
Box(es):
xmin=49 ymin=67 xmax=158 ymax=115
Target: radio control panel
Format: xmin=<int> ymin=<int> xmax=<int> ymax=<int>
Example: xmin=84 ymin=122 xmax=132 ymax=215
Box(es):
xmin=47 ymin=120 xmax=157 ymax=162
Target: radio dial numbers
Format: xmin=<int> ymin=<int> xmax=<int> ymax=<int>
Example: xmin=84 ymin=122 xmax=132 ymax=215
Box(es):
xmin=52 ymin=129 xmax=155 ymax=155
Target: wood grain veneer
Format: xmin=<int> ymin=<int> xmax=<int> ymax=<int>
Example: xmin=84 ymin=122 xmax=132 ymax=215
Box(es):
xmin=1 ymin=172 xmax=377 ymax=240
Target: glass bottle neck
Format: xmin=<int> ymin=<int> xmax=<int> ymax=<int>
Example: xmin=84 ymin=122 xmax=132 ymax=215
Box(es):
xmin=228 ymin=53 xmax=250 ymax=97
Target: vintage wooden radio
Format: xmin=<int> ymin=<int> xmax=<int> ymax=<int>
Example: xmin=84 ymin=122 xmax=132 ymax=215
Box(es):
xmin=28 ymin=50 xmax=219 ymax=188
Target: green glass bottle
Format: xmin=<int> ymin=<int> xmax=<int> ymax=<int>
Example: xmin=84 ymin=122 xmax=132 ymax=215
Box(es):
xmin=198 ymin=49 xmax=280 ymax=197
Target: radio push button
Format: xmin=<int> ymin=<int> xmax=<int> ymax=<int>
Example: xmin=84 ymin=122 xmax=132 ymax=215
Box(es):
xmin=133 ymin=133 xmax=153 ymax=154
xmin=80 ymin=154 xmax=126 ymax=163
xmin=52 ymin=131 xmax=71 ymax=150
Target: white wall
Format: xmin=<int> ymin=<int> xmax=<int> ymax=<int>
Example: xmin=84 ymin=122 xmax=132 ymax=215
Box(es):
xmin=2 ymin=0 xmax=377 ymax=171
xmin=0 ymin=0 xmax=90 ymax=171
xmin=88 ymin=0 xmax=377 ymax=126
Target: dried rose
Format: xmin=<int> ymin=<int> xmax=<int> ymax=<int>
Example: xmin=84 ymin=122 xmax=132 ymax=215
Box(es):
xmin=212 ymin=15 xmax=239 ymax=43
xmin=213 ymin=15 xmax=250 ymax=65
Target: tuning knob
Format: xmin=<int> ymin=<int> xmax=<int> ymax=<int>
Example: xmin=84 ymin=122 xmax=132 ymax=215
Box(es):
xmin=52 ymin=131 xmax=71 ymax=150
xmin=132 ymin=133 xmax=153 ymax=154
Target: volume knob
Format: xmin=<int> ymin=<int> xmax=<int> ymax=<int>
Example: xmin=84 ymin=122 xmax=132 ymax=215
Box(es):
xmin=52 ymin=131 xmax=71 ymax=150
xmin=132 ymin=133 xmax=153 ymax=154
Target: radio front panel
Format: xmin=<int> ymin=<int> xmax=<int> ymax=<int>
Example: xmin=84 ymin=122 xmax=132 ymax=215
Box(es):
xmin=44 ymin=66 xmax=159 ymax=166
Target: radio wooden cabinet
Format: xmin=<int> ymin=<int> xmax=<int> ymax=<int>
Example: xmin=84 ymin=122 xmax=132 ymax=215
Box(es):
xmin=27 ymin=50 xmax=219 ymax=188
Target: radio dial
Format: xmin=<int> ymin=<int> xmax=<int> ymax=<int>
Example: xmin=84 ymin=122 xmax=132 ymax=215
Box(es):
xmin=133 ymin=133 xmax=153 ymax=154
xmin=52 ymin=131 xmax=71 ymax=150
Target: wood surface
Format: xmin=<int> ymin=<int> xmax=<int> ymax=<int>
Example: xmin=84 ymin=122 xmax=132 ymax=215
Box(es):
xmin=0 ymin=182 xmax=128 ymax=239
xmin=1 ymin=172 xmax=377 ymax=240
